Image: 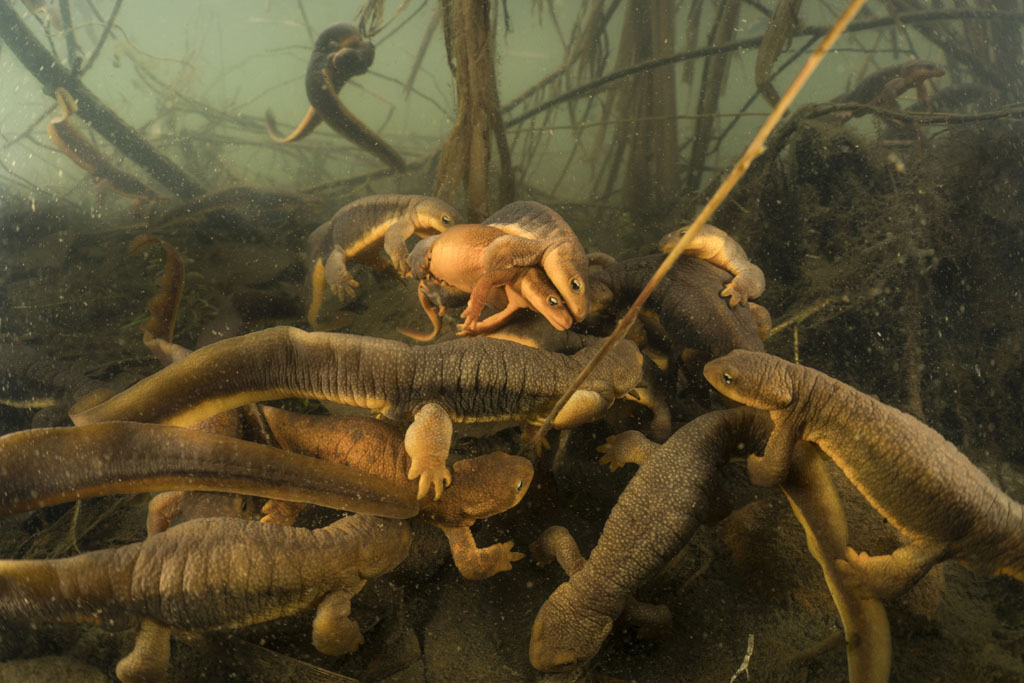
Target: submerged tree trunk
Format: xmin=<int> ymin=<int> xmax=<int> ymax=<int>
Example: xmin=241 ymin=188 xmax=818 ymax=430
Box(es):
xmin=609 ymin=0 xmax=680 ymax=220
xmin=434 ymin=0 xmax=514 ymax=221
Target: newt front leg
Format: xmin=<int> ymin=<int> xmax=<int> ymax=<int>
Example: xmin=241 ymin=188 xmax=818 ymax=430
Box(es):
xmin=404 ymin=402 xmax=453 ymax=500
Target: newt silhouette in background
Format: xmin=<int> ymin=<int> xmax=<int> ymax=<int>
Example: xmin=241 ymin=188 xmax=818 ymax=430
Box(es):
xmin=47 ymin=87 xmax=160 ymax=204
xmin=266 ymin=23 xmax=406 ymax=171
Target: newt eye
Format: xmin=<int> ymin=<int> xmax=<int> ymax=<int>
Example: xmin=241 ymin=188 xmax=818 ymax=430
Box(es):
xmin=570 ymin=278 xmax=582 ymax=292
xmin=441 ymin=215 xmax=453 ymax=225
xmin=547 ymin=296 xmax=560 ymax=307
xmin=515 ymin=479 xmax=523 ymax=492
xmin=722 ymin=372 xmax=735 ymax=386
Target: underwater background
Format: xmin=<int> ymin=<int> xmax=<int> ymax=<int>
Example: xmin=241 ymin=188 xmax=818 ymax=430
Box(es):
xmin=1 ymin=0 xmax=1024 ymax=681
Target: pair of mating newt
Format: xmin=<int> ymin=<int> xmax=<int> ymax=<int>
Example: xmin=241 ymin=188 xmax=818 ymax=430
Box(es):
xmin=305 ymin=194 xmax=766 ymax=342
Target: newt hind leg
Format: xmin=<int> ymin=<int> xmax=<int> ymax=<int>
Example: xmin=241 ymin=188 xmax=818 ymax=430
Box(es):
xmin=836 ymin=538 xmax=949 ymax=600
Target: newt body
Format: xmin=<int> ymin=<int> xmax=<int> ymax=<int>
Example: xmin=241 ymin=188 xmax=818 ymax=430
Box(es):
xmin=72 ymin=327 xmax=643 ymax=501
xmin=473 ymin=201 xmax=591 ymax=323
xmin=589 ymin=254 xmax=767 ymax=358
xmin=656 ymin=224 xmax=766 ymax=307
xmin=407 ymin=222 xmax=572 ymax=337
xmin=260 ymin=408 xmax=533 ymax=579
xmin=47 ymin=88 xmax=159 ymax=202
xmin=0 ymin=515 xmax=410 ymax=681
xmin=704 ymin=350 xmax=1024 ymax=597
xmin=306 ymin=194 xmax=459 ymax=328
xmin=266 ymin=24 xmax=405 ymax=170
xmin=529 ymin=408 xmax=771 ymax=671
xmin=831 ymin=59 xmax=945 ymax=119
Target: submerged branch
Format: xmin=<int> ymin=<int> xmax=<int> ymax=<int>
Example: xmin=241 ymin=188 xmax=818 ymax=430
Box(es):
xmin=506 ymin=8 xmax=1024 ymax=128
xmin=0 ymin=0 xmax=206 ymax=199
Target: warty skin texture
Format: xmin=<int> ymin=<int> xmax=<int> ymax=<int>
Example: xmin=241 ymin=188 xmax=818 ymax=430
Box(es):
xmin=530 ymin=408 xmax=772 ymax=672
xmin=704 ymin=349 xmax=1024 ymax=598
xmin=71 ymin=327 xmax=642 ymax=500
xmin=0 ymin=515 xmax=411 ymax=679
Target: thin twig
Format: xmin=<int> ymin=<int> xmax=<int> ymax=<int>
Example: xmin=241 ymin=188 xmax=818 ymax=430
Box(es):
xmin=505 ymin=8 xmax=1024 ymax=128
xmin=524 ymin=0 xmax=871 ymax=454
xmin=78 ymin=0 xmax=122 ymax=75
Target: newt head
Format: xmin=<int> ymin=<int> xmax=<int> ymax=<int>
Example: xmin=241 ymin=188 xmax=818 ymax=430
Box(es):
xmin=518 ymin=270 xmax=573 ymax=331
xmin=52 ymin=87 xmax=77 ymax=120
xmin=540 ymin=244 xmax=589 ymax=322
xmin=703 ymin=349 xmax=794 ymax=410
xmin=530 ymin=583 xmax=613 ymax=672
xmin=411 ymin=196 xmax=462 ymax=234
xmin=450 ymin=453 xmax=533 ymax=519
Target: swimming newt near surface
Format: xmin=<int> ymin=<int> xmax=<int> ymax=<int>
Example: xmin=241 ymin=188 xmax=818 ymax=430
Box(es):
xmin=265 ymin=23 xmax=405 ymax=171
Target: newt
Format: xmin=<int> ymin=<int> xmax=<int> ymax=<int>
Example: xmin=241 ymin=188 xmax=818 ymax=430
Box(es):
xmin=47 ymin=87 xmax=160 ymax=203
xmin=831 ymin=59 xmax=945 ymax=119
xmin=703 ymin=349 xmax=1024 ymax=598
xmin=406 ymin=222 xmax=573 ymax=337
xmin=0 ymin=421 xmax=418 ymax=518
xmin=259 ymin=408 xmax=533 ymax=579
xmin=71 ymin=326 xmax=644 ymax=501
xmin=529 ymin=408 xmax=771 ymax=672
xmin=656 ymin=223 xmax=766 ymax=308
xmin=265 ymin=23 xmax=406 ymax=171
xmin=469 ymin=201 xmax=591 ymax=324
xmin=588 ymin=253 xmax=767 ymax=359
xmin=0 ymin=514 xmax=411 ymax=682
xmin=306 ymin=194 xmax=460 ymax=329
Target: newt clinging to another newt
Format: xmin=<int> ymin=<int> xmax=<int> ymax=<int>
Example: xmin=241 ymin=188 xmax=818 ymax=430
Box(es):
xmin=703 ymin=349 xmax=1024 ymax=599
xmin=471 ymin=201 xmax=592 ymax=324
xmin=305 ymin=194 xmax=460 ymax=329
xmin=407 ymin=222 xmax=573 ymax=338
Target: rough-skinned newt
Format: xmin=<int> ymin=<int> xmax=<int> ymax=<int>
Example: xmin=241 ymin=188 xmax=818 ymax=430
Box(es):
xmin=407 ymin=222 xmax=573 ymax=337
xmin=471 ymin=201 xmax=591 ymax=323
xmin=259 ymin=408 xmax=534 ymax=579
xmin=0 ymin=421 xmax=418 ymax=518
xmin=47 ymin=87 xmax=160 ymax=202
xmin=0 ymin=514 xmax=410 ymax=682
xmin=587 ymin=254 xmax=768 ymax=359
xmin=71 ymin=326 xmax=643 ymax=501
xmin=656 ymin=223 xmax=766 ymax=307
xmin=529 ymin=408 xmax=771 ymax=672
xmin=831 ymin=59 xmax=945 ymax=119
xmin=703 ymin=349 xmax=1024 ymax=598
xmin=265 ymin=23 xmax=406 ymax=171
xmin=306 ymin=194 xmax=460 ymax=329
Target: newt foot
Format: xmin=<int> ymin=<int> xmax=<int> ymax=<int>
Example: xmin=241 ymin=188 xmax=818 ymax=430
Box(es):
xmin=459 ymin=540 xmax=524 ymax=580
xmin=596 ymin=436 xmax=630 ymax=472
xmin=720 ymin=281 xmax=749 ymax=308
xmin=328 ymin=271 xmax=360 ymax=303
xmin=836 ymin=546 xmax=894 ymax=600
xmin=407 ymin=461 xmax=452 ymax=501
xmin=596 ymin=430 xmax=655 ymax=470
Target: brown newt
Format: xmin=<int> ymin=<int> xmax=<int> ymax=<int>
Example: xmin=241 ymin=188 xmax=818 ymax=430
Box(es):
xmin=47 ymin=87 xmax=160 ymax=202
xmin=305 ymin=194 xmax=459 ymax=329
xmin=260 ymin=408 xmax=534 ymax=580
xmin=704 ymin=349 xmax=1024 ymax=598
xmin=265 ymin=23 xmax=405 ymax=171
xmin=471 ymin=201 xmax=591 ymax=323
xmin=407 ymin=222 xmax=573 ymax=337
xmin=0 ymin=514 xmax=410 ymax=681
xmin=71 ymin=327 xmax=644 ymax=501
